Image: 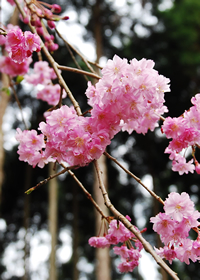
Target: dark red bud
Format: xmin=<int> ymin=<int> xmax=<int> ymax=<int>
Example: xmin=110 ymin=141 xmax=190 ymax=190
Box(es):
xmin=51 ymin=4 xmax=62 ymax=13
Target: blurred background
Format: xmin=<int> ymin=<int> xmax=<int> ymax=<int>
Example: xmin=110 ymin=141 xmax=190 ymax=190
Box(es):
xmin=1 ymin=0 xmax=200 ymax=279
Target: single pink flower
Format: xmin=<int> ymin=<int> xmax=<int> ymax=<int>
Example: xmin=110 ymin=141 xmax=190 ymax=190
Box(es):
xmin=155 ymin=246 xmax=177 ymax=264
xmin=88 ymin=236 xmax=110 ymax=248
xmin=164 ymin=192 xmax=195 ymax=222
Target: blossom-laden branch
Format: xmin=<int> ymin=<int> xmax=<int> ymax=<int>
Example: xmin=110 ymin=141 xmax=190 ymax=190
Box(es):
xmin=1 ymin=0 xmax=200 ymax=277
xmin=93 ymin=160 xmax=180 ymax=280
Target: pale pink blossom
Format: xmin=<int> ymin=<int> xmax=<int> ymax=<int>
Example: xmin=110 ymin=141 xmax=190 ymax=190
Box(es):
xmin=88 ymin=237 xmax=110 ymax=248
xmin=172 ymin=156 xmax=195 ymax=175
xmin=176 ymin=239 xmax=197 ymax=265
xmin=164 ymin=192 xmax=195 ymax=222
xmin=155 ymin=246 xmax=177 ymax=264
xmin=118 ymin=260 xmax=139 ymax=273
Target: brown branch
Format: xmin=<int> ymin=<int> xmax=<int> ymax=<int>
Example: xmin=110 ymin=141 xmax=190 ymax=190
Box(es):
xmin=68 ymin=170 xmax=108 ymax=221
xmin=0 ymin=27 xmax=7 ymax=36
xmin=104 ymin=151 xmax=164 ymax=205
xmin=57 ymin=34 xmax=89 ymax=82
xmin=87 ymin=60 xmax=103 ymax=70
xmin=57 ymin=65 xmax=101 ymax=80
xmin=93 ymin=159 xmax=180 ymax=280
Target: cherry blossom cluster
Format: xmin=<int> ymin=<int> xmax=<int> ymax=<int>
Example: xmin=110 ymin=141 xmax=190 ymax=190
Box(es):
xmin=16 ymin=55 xmax=170 ymax=168
xmin=5 ymin=26 xmax=40 ymax=64
xmin=150 ymin=192 xmax=200 ymax=265
xmin=162 ymin=93 xmax=200 ymax=175
xmin=86 ymin=55 xmax=170 ymax=135
xmin=89 ymin=216 xmax=144 ymax=273
xmin=24 ymin=61 xmax=66 ymax=105
xmin=16 ymin=128 xmax=54 ymax=168
xmin=0 ymin=55 xmax=31 ymax=77
xmin=16 ymin=105 xmax=111 ymax=167
xmin=0 ymin=25 xmax=34 ymax=76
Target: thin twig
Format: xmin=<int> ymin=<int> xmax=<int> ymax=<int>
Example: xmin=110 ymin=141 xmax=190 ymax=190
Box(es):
xmin=57 ymin=65 xmax=101 ymax=79
xmin=104 ymin=151 xmax=164 ymax=205
xmin=25 ymin=164 xmax=78 ymax=194
xmin=160 ymin=115 xmax=165 ymax=122
xmin=59 ymin=36 xmax=89 ymax=82
xmin=55 ymin=28 xmax=96 ymax=74
xmin=8 ymin=76 xmax=28 ymax=130
xmin=93 ymin=159 xmax=180 ymax=280
xmin=87 ymin=60 xmax=103 ymax=70
xmin=0 ymin=27 xmax=7 ymax=36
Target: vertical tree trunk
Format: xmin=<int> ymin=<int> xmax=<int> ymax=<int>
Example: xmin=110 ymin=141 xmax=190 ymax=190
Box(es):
xmin=0 ymin=7 xmax=18 ymax=213
xmin=48 ymin=163 xmax=58 ymax=280
xmin=72 ymin=183 xmax=79 ymax=280
xmin=93 ymin=155 xmax=111 ymax=280
xmin=0 ymin=75 xmax=10 ymax=212
xmin=22 ymin=165 xmax=31 ymax=280
xmin=93 ymin=1 xmax=111 ymax=279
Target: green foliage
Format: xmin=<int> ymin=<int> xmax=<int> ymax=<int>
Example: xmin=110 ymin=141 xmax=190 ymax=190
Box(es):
xmin=1 ymin=87 xmax=10 ymax=95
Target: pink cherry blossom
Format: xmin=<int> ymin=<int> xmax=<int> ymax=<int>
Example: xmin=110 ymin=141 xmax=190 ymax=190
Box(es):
xmin=172 ymin=156 xmax=195 ymax=175
xmin=176 ymin=239 xmax=197 ymax=265
xmin=88 ymin=237 xmax=110 ymax=248
xmin=164 ymin=192 xmax=195 ymax=222
xmin=0 ymin=56 xmax=31 ymax=77
xmin=106 ymin=219 xmax=134 ymax=244
xmin=37 ymin=84 xmax=67 ymax=105
xmin=101 ymin=54 xmax=128 ymax=79
xmin=150 ymin=212 xmax=175 ymax=237
xmin=6 ymin=28 xmax=41 ymax=63
xmin=24 ymin=31 xmax=41 ymax=53
xmin=155 ymin=246 xmax=177 ymax=264
xmin=117 ymin=260 xmax=139 ymax=273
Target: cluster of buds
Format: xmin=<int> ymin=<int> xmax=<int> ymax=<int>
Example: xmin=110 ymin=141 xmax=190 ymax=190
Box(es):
xmin=26 ymin=0 xmax=69 ymax=51
xmin=12 ymin=0 xmax=69 ymax=52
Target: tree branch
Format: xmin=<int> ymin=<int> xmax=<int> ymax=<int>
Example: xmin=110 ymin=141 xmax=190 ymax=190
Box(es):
xmin=57 ymin=65 xmax=101 ymax=79
xmin=104 ymin=151 xmax=164 ymax=205
xmin=55 ymin=28 xmax=97 ymax=74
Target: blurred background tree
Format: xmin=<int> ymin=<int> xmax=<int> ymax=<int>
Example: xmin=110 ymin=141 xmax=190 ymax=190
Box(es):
xmin=1 ymin=0 xmax=200 ymax=279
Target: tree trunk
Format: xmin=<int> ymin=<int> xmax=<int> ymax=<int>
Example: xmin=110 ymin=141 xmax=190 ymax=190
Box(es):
xmin=0 ymin=74 xmax=10 ymax=213
xmin=72 ymin=183 xmax=79 ymax=280
xmin=0 ymin=7 xmax=19 ymax=213
xmin=22 ymin=165 xmax=32 ymax=280
xmin=48 ymin=163 xmax=58 ymax=280
xmin=93 ymin=155 xmax=111 ymax=280
xmin=93 ymin=1 xmax=111 ymax=279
